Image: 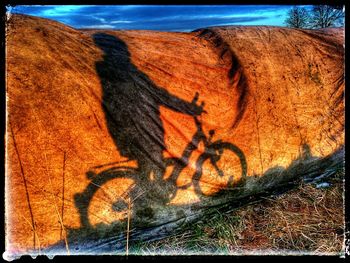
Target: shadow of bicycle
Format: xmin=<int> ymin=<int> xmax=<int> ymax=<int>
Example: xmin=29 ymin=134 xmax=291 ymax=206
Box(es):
xmin=61 ymin=32 xmax=250 ymax=253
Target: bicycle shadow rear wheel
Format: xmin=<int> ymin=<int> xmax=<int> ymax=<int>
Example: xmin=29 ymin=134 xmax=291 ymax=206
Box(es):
xmin=192 ymin=142 xmax=247 ymax=197
xmin=74 ymin=167 xmax=139 ymax=228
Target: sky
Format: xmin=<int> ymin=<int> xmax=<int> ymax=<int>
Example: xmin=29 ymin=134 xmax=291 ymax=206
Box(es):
xmin=8 ymin=5 xmax=313 ymax=32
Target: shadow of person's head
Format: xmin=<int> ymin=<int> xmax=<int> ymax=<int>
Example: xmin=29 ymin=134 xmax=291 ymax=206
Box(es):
xmin=93 ymin=33 xmax=130 ymax=57
xmin=93 ymin=33 xmax=134 ymax=80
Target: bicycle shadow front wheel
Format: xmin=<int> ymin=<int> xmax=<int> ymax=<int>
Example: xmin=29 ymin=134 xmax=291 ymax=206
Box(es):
xmin=192 ymin=142 xmax=247 ymax=197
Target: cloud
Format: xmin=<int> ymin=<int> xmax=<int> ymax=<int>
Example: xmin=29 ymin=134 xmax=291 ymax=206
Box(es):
xmin=110 ymin=20 xmax=133 ymax=24
xmin=39 ymin=5 xmax=87 ymax=16
xmin=80 ymin=24 xmax=115 ymax=29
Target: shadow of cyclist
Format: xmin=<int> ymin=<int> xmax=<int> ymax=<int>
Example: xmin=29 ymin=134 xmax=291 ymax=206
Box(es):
xmin=92 ymin=33 xmax=204 ymax=217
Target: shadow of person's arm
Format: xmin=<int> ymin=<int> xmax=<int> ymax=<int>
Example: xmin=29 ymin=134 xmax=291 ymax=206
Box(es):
xmin=146 ymin=81 xmax=204 ymax=116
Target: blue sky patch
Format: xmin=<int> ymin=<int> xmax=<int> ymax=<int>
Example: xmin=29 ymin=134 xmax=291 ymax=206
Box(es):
xmin=9 ymin=5 xmax=313 ymax=32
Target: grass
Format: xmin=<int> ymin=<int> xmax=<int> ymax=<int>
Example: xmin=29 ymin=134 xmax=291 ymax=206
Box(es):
xmin=129 ymin=170 xmax=344 ymax=255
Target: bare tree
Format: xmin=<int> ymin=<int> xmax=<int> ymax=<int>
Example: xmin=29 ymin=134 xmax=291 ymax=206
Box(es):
xmin=311 ymin=5 xmax=344 ymax=28
xmin=285 ymin=6 xmax=310 ymax=28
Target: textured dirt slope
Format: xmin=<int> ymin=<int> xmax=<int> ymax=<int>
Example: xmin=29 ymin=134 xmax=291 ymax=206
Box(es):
xmin=5 ymin=14 xmax=344 ymax=256
xmin=200 ymin=26 xmax=344 ymax=173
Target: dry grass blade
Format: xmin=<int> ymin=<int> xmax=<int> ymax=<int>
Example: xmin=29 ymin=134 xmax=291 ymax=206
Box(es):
xmin=44 ymin=153 xmax=70 ymax=255
xmin=126 ymin=196 xmax=131 ymax=256
xmin=132 ymin=170 xmax=344 ymax=255
xmin=20 ymin=214 xmax=41 ymax=254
